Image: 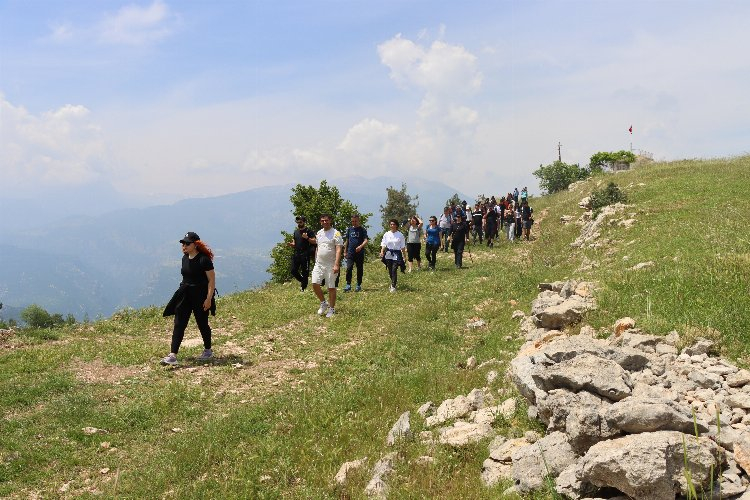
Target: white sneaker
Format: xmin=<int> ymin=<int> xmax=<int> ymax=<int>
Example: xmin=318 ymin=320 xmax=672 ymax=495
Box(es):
xmin=160 ymin=354 xmax=177 ymax=366
xmin=325 ymin=308 xmax=335 ymax=318
xmin=317 ymin=301 xmax=329 ymax=315
xmin=389 ymin=285 xmax=396 ymax=293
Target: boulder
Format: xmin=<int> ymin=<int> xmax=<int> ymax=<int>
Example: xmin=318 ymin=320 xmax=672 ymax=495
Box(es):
xmin=364 ymin=452 xmax=397 ymax=498
xmin=605 ymin=396 xmax=709 ymax=434
xmin=682 ymin=337 xmax=716 ymax=356
xmin=424 ymin=395 xmax=472 ymax=427
xmin=511 ymin=431 xmax=579 ymax=493
xmin=438 ymin=421 xmax=494 ymax=447
xmin=576 ymin=431 xmax=722 ymax=500
xmin=533 ymin=295 xmax=595 ymax=330
xmin=334 ymin=457 xmax=368 ymax=486
xmin=532 ymin=354 xmax=633 ymax=402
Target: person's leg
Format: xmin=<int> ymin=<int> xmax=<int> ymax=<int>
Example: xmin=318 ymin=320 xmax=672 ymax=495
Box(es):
xmin=344 ymin=257 xmax=353 ymax=286
xmin=170 ymin=302 xmax=191 ymax=354
xmin=389 ymin=260 xmax=398 ymax=287
xmin=415 ymin=244 xmax=422 ymax=269
xmin=193 ymin=303 xmax=212 ymax=350
xmin=291 ymin=255 xmax=304 ymax=288
xmin=328 ymin=288 xmax=337 ymax=309
xmin=355 ymin=252 xmax=364 ymax=286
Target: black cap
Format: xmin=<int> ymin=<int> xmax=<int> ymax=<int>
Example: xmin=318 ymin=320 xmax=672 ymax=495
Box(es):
xmin=295 ymin=215 xmax=306 ymax=222
xmin=180 ymin=231 xmax=200 ymax=243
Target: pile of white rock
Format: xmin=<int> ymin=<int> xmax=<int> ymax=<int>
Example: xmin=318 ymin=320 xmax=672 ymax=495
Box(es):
xmin=494 ymin=279 xmax=750 ymax=499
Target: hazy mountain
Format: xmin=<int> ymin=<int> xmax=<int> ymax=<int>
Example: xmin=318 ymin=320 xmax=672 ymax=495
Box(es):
xmin=2 ymin=177 xmax=470 ymax=321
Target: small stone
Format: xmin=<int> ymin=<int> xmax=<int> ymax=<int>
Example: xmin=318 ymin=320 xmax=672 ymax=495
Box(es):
xmin=466 ymin=356 xmax=477 ymax=370
xmin=100 ymin=468 xmax=110 ymax=475
xmin=416 ymin=402 xmax=434 ymax=418
xmin=613 ymin=317 xmax=635 ymax=336
xmin=334 ymin=457 xmax=367 ymax=486
xmin=486 ymin=370 xmax=498 ymax=384
xmin=524 ymin=431 xmax=541 ymax=444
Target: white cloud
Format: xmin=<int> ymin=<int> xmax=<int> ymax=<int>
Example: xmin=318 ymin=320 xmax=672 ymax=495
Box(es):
xmin=99 ymin=0 xmax=177 ymax=45
xmin=0 ymin=96 xmax=107 ymax=187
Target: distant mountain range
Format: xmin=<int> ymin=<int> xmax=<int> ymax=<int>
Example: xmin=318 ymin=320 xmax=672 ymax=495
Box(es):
xmin=1 ymin=177 xmax=470 ymax=322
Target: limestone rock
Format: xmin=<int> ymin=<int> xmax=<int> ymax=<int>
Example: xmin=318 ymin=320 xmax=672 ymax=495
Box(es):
xmin=728 ymin=370 xmax=750 ymax=388
xmin=364 ymin=452 xmax=397 ymax=498
xmin=334 ymin=457 xmax=368 ymax=486
xmin=682 ymin=337 xmax=716 ymax=356
xmin=576 ymin=431 xmax=722 ymax=499
xmin=424 ymin=395 xmax=471 ymax=427
xmin=438 ymin=421 xmax=494 ymax=447
xmin=532 ymin=353 xmax=633 ymax=402
xmin=613 ymin=317 xmax=635 ymax=336
xmin=511 ymin=432 xmax=578 ymax=493
xmin=605 ymin=396 xmax=709 ymax=434
xmin=386 ymin=411 xmax=411 ymax=446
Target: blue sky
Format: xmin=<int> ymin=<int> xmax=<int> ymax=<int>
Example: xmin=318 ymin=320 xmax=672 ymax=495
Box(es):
xmin=2 ymin=0 xmax=749 ymax=207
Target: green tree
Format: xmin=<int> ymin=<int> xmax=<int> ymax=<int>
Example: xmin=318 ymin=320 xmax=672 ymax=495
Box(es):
xmin=21 ymin=304 xmax=54 ymax=328
xmin=533 ymin=160 xmax=589 ymax=194
xmin=267 ymin=181 xmax=370 ymax=283
xmin=445 ymin=193 xmax=461 ymax=208
xmin=379 ymin=183 xmax=419 ymax=230
xmin=589 ymin=150 xmax=637 ymax=172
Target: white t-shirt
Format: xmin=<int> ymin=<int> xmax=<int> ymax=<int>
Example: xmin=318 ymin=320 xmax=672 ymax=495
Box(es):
xmin=315 ymin=228 xmax=343 ymax=266
xmin=380 ymin=230 xmax=405 ymax=260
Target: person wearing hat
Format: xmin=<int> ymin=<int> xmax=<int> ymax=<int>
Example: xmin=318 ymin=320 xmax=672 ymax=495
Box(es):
xmin=449 ymin=212 xmax=470 ymax=269
xmin=161 ymin=232 xmax=216 ymax=366
xmin=288 ymin=215 xmax=316 ymax=292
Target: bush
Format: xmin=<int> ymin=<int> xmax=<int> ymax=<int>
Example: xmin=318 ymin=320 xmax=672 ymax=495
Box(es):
xmin=533 ymin=161 xmax=589 ymax=194
xmin=590 ymin=182 xmax=627 ymax=217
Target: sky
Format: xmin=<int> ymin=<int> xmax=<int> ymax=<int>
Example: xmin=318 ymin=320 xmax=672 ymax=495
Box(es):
xmin=2 ymin=0 xmax=750 ymax=209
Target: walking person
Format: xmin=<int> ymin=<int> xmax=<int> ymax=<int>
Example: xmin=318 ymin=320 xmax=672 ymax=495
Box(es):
xmin=515 ymin=204 xmax=523 ymax=239
xmin=484 ymin=201 xmax=498 ymax=248
xmin=310 ymin=214 xmax=343 ymax=317
xmin=438 ymin=207 xmax=453 ymax=252
xmin=506 ymin=205 xmax=516 ymax=242
xmin=161 ymin=232 xmax=216 ymax=366
xmin=380 ymin=219 xmax=406 ymax=292
xmin=288 ymin=215 xmax=315 ymax=292
xmin=405 ymin=215 xmax=423 ymax=272
xmin=450 ymin=212 xmax=470 ymax=269
xmin=521 ymin=200 xmax=534 ymax=241
xmin=424 ymin=216 xmax=441 ymax=270
xmin=471 ymin=203 xmax=484 ymax=244
xmin=343 ymin=213 xmax=368 ymax=292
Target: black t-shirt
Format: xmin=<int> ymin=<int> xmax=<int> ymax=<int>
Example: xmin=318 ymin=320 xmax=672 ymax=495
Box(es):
xmin=181 ymin=253 xmax=214 ymax=285
xmin=293 ymin=227 xmax=315 ymax=255
xmin=451 ymin=221 xmax=469 ymax=241
xmin=471 ymin=210 xmax=483 ymax=227
xmin=522 ymin=206 xmax=533 ymax=220
xmin=486 ymin=209 xmax=498 ymax=223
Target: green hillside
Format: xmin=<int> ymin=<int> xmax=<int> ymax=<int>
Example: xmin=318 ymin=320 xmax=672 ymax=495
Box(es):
xmin=2 ymin=156 xmax=749 ymax=498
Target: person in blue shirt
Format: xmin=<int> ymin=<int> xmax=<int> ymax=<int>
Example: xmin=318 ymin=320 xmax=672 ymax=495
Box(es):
xmin=424 ymin=216 xmax=441 ymax=270
xmin=343 ymin=213 xmax=369 ymax=292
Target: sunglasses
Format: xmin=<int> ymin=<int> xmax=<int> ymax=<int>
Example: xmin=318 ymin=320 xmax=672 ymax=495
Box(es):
xmin=181 ymin=241 xmax=194 ymax=246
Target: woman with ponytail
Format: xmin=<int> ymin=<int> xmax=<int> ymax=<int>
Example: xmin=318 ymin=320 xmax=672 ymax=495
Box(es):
xmin=161 ymin=231 xmax=216 ymax=366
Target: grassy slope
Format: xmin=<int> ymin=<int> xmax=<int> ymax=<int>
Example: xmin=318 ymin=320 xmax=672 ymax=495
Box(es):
xmin=1 ymin=156 xmax=749 ymax=499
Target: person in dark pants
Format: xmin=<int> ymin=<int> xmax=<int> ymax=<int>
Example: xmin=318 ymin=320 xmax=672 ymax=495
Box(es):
xmin=521 ymin=200 xmax=534 ymax=240
xmin=438 ymin=207 xmax=453 ymax=252
xmin=484 ymin=201 xmax=498 ymax=248
xmin=288 ymin=216 xmax=315 ymax=291
xmin=380 ymin=219 xmax=406 ymax=292
xmin=450 ymin=213 xmax=469 ymax=269
xmin=424 ymin=216 xmax=441 ymax=270
xmin=471 ymin=204 xmax=484 ymax=244
xmin=161 ymin=231 xmax=216 ymax=366
xmin=343 ymin=213 xmax=369 ymax=292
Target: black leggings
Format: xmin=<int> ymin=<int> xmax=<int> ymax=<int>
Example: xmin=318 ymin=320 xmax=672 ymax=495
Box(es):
xmin=386 ymin=259 xmax=399 ymax=287
xmin=453 ymin=239 xmax=466 ymax=268
xmin=345 ymin=251 xmax=365 ymax=285
xmin=171 ymin=287 xmax=211 ymax=354
xmin=425 ymin=243 xmax=439 ymax=267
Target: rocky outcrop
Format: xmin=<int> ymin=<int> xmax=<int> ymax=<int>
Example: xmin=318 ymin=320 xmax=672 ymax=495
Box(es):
xmin=497 ymin=280 xmax=750 ymax=498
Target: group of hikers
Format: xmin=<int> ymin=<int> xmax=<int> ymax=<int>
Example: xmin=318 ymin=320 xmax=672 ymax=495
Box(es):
xmin=160 ymin=189 xmax=533 ymax=365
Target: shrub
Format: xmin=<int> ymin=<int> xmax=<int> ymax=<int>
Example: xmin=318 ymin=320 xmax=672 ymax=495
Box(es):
xmin=590 ymin=182 xmax=627 ymax=217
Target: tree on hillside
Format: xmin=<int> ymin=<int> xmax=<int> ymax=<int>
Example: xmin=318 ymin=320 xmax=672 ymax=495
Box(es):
xmin=267 ymin=181 xmax=370 ymax=283
xmin=589 ymin=150 xmax=637 ymax=172
xmin=444 ymin=193 xmax=462 ymax=208
xmin=20 ymin=304 xmax=74 ymax=328
xmin=379 ymin=183 xmax=419 ymax=229
xmin=533 ymin=160 xmax=589 ymax=194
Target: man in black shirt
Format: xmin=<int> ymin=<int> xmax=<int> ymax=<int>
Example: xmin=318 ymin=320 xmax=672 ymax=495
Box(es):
xmin=343 ymin=213 xmax=369 ymax=292
xmin=288 ymin=216 xmax=315 ymax=291
xmin=471 ymin=204 xmax=484 ymax=244
xmin=450 ymin=213 xmax=470 ymax=269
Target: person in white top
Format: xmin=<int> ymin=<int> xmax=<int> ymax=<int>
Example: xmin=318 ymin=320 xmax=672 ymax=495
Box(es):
xmin=379 ymin=219 xmax=406 ymax=292
xmin=309 ymin=214 xmax=343 ymax=317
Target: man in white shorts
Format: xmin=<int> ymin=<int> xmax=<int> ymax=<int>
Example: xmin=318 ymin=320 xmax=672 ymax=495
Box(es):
xmin=310 ymin=213 xmax=343 ymax=317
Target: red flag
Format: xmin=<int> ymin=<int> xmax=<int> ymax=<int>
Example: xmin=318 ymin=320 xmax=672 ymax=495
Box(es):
xmin=629 ymin=125 xmax=633 ymax=134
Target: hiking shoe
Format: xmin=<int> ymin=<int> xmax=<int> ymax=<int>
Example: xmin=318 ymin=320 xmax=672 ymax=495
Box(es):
xmin=160 ymin=354 xmax=177 ymax=366
xmin=317 ymin=301 xmax=329 ymax=315
xmin=198 ymin=349 xmax=213 ymax=361
xmin=343 ymin=284 xmax=352 ymax=292
xmin=389 ymin=285 xmax=396 ymax=293
xmin=325 ymin=307 xmax=335 ymax=318
xmin=355 ymin=284 xmax=362 ymax=292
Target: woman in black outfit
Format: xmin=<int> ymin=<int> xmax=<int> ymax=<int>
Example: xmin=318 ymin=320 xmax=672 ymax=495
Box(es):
xmin=161 ymin=231 xmax=216 ymax=366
